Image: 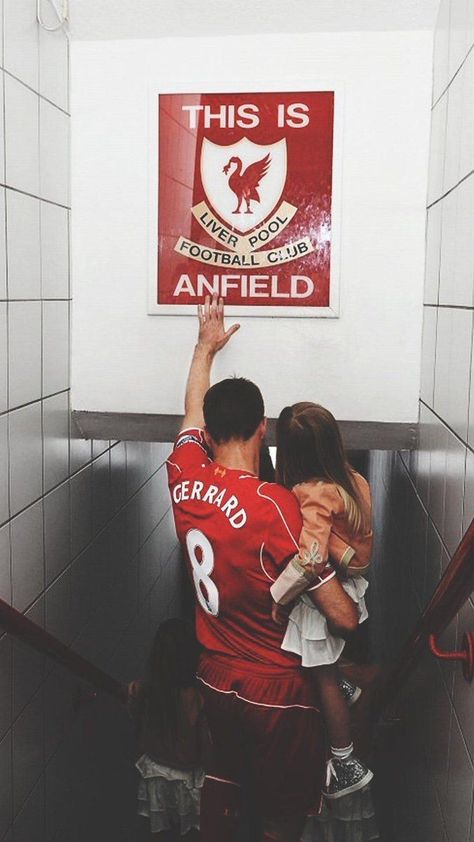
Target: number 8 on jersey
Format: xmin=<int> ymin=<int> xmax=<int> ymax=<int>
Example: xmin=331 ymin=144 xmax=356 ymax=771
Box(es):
xmin=186 ymin=528 xmax=220 ymax=617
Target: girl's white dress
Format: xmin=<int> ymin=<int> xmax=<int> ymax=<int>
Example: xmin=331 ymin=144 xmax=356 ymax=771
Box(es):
xmin=130 ymin=683 xmax=211 ymax=836
xmin=136 ymin=753 xmax=205 ymax=836
xmin=281 ymin=574 xmax=369 ymax=667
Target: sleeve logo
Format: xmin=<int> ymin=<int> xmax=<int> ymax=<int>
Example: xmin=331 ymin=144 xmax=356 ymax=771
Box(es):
xmin=176 ymin=434 xmax=203 ymax=449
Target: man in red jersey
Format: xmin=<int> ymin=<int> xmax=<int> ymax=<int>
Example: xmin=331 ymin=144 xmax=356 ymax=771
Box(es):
xmin=167 ymin=295 xmax=357 ymax=842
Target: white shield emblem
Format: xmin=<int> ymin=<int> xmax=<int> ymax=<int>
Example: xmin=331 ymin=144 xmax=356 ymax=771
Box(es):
xmin=200 ymin=137 xmax=287 ymax=234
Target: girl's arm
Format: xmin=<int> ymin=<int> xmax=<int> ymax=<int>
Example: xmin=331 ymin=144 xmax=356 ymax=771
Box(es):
xmin=329 ymin=530 xmax=372 ymax=576
xmin=328 ymin=532 xmax=357 ymax=575
xmin=270 ymin=483 xmax=339 ymax=606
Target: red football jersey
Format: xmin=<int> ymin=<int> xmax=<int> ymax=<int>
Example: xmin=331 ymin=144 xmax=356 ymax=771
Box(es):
xmin=167 ymin=428 xmax=303 ymax=668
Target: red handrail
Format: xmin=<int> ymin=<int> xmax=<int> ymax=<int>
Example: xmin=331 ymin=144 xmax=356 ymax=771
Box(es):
xmin=376 ymin=517 xmax=474 ymax=713
xmin=0 ymin=597 xmax=125 ymax=702
xmin=428 ymin=632 xmax=474 ymax=682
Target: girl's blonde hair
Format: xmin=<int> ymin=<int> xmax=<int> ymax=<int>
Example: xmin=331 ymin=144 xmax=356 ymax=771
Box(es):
xmin=276 ymin=402 xmax=370 ymax=535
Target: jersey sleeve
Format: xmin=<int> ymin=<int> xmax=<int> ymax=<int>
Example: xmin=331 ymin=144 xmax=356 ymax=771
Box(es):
xmin=258 ymin=483 xmax=302 ymax=572
xmin=166 ymin=428 xmax=210 ymax=486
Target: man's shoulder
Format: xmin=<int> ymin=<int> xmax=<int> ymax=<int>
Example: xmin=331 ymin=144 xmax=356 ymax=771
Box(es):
xmin=255 ymin=482 xmax=301 ymax=552
xmin=256 ymin=481 xmax=301 ymax=519
xmin=167 ymin=427 xmax=210 ymax=483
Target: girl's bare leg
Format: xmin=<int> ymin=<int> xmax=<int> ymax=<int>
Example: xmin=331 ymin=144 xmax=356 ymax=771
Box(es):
xmin=311 ymin=664 xmax=351 ymax=749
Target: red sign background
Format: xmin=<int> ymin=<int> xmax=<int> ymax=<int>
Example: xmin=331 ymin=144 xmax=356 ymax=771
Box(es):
xmin=157 ymin=91 xmax=334 ymax=308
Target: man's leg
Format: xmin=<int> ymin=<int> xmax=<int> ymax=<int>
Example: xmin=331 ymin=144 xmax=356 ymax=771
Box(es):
xmin=249 ymin=701 xmax=324 ymax=842
xmin=200 ymin=776 xmax=242 ymax=842
xmin=198 ymin=659 xmax=324 ymax=842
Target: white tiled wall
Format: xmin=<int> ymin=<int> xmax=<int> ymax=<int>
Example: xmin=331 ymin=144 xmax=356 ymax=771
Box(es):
xmin=376 ymin=2 xmax=474 ymax=839
xmin=0 ymin=4 xmax=182 ymax=840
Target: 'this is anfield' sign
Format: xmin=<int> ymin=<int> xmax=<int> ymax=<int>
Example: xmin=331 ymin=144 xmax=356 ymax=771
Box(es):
xmin=150 ymin=90 xmax=337 ymax=316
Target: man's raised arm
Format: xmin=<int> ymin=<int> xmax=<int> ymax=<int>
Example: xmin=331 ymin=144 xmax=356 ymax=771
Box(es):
xmin=181 ymin=294 xmax=240 ymax=432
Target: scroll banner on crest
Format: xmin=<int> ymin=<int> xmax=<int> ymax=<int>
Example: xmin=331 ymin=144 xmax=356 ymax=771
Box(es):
xmin=190 ymin=200 xmax=298 ymax=254
xmin=153 ymin=91 xmax=335 ymax=311
xmin=174 ymin=235 xmax=314 ymax=268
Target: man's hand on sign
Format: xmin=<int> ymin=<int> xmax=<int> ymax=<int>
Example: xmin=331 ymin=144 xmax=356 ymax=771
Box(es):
xmin=197 ymin=294 xmax=240 ymax=355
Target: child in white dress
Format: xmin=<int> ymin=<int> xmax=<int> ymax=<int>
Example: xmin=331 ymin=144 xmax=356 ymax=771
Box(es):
xmin=128 ymin=619 xmax=213 ymax=839
xmin=270 ymin=402 xmax=374 ymax=800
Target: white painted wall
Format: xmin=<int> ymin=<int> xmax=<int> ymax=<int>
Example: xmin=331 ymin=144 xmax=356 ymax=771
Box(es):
xmin=70 ymin=0 xmax=440 ymax=40
xmin=71 ymin=30 xmax=433 ymax=421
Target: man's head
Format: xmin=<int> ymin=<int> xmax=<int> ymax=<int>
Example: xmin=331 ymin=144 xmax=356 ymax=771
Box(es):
xmin=203 ymin=377 xmax=266 ymax=446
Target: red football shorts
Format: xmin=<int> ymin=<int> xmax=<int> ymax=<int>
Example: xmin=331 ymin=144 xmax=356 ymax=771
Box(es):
xmin=197 ymin=653 xmax=326 ymax=819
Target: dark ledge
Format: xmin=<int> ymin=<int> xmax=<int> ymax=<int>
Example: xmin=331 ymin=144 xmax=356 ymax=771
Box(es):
xmin=72 ymin=411 xmax=418 ymax=451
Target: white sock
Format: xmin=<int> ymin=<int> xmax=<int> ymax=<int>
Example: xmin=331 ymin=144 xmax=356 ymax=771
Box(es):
xmin=331 ymin=743 xmax=353 ymax=760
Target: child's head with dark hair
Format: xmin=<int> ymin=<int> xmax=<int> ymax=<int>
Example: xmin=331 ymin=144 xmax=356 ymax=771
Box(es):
xmin=276 ymin=402 xmax=368 ymax=535
xmin=203 ymin=377 xmax=265 ymax=444
xmin=276 ymin=402 xmax=346 ymax=489
xmin=143 ymin=618 xmax=199 ymax=737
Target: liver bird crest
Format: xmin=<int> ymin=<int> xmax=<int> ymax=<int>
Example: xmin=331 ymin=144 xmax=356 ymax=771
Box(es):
xmin=222 ymin=154 xmax=271 ymax=214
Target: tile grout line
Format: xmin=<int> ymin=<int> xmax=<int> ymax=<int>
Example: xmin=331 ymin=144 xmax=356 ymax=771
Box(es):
xmin=2 ymin=66 xmax=11 ymax=609
xmin=0 ymin=298 xmax=72 ymax=302
xmin=460 ymin=304 xmax=474 ymax=541
xmin=1 ymin=182 xmax=70 ymax=212
xmin=425 ymin=303 xmax=474 ymax=310
xmin=397 ymin=444 xmax=451 ymax=560
xmin=427 ymin=167 xmax=474 ymax=211
xmin=432 ymin=39 xmax=474 ymax=112
xmin=419 ymin=398 xmax=473 ymax=457
xmin=3 ymin=67 xmax=70 ymax=117
xmin=0 ymin=387 xmax=70 ymax=420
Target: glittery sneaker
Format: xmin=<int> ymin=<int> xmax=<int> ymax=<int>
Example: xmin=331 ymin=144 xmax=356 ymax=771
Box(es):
xmin=338 ymin=677 xmax=362 ymax=706
xmin=324 ymin=755 xmax=373 ymax=800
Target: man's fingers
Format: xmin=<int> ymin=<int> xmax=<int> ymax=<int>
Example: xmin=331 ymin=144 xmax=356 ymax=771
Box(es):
xmin=225 ymin=323 xmax=240 ymax=339
xmin=199 ymin=296 xmax=238 ymax=341
xmin=271 ymin=600 xmax=291 ymax=625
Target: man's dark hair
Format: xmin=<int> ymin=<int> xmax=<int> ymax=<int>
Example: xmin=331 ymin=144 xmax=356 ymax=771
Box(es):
xmin=203 ymin=377 xmax=265 ymax=443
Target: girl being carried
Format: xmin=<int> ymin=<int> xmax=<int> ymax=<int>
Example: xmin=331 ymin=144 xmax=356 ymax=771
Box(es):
xmin=271 ymin=402 xmax=373 ymax=800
